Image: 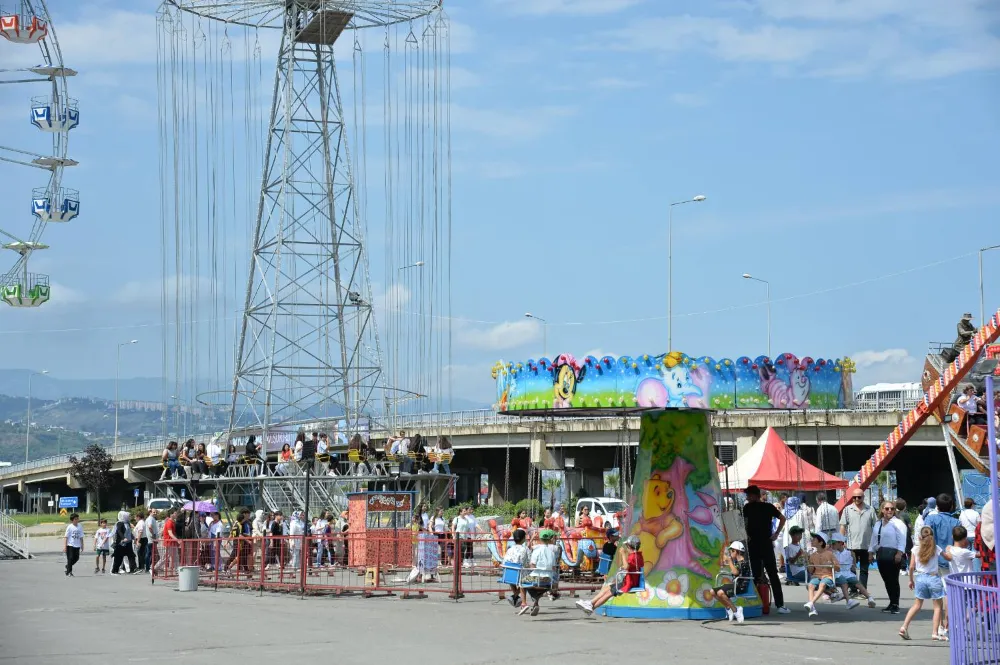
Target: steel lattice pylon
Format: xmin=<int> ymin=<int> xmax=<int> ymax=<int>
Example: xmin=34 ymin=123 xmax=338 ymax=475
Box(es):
xmin=230 ymin=4 xmax=383 ymax=433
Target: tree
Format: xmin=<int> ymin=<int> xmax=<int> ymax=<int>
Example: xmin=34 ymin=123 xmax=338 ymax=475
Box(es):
xmin=541 ymin=475 xmax=564 ymax=511
xmin=68 ymin=444 xmax=114 ymax=520
xmin=604 ymin=471 xmax=621 ymax=498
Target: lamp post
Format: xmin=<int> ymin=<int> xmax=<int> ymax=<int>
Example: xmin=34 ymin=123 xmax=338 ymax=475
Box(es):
xmin=742 ymin=273 xmax=771 ymax=358
xmin=668 ymin=195 xmax=707 ymax=351
xmin=979 ymin=245 xmax=1000 ymax=325
xmin=524 ymin=312 xmax=548 ymax=358
xmin=25 ymin=369 xmax=49 ymax=463
xmin=114 ymin=339 xmax=138 ymax=454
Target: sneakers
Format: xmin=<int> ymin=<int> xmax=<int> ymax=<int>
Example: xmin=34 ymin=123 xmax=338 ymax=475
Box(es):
xmin=517 ymin=604 xmax=531 ymax=616
xmin=776 ymin=606 xmax=791 ymax=614
xmin=530 ymin=604 xmax=540 ymax=616
xmin=94 ymin=567 xmax=99 ymax=574
xmin=829 ymin=589 xmax=844 ymax=602
xmin=575 ymin=599 xmax=594 ymax=615
xmin=508 ymin=595 xmax=519 ymax=608
xmin=735 ymin=606 xmax=745 ymax=623
xmin=726 ymin=608 xmax=735 ymax=623
xmin=804 ymin=602 xmax=818 ymax=617
xmin=938 ymin=626 xmax=949 ymax=639
xmin=866 ymin=596 xmax=877 ymax=609
xmin=889 ymin=605 xmax=901 ymax=615
xmin=846 ymin=599 xmax=861 ymax=610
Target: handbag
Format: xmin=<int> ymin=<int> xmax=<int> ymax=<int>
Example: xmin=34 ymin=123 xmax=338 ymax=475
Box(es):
xmin=874 ymin=521 xmax=899 ymax=566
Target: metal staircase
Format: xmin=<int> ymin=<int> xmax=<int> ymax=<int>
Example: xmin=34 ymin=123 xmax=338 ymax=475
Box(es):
xmin=0 ymin=512 xmax=30 ymax=559
xmin=260 ymin=464 xmax=349 ymax=516
xmin=835 ymin=308 xmax=1000 ymax=511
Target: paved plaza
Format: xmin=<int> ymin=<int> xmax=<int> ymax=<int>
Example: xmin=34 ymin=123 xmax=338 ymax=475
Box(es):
xmin=1 ymin=542 xmax=951 ymax=665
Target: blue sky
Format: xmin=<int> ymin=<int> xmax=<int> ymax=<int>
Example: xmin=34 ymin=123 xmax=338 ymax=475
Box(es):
xmin=1 ymin=0 xmax=999 ymax=405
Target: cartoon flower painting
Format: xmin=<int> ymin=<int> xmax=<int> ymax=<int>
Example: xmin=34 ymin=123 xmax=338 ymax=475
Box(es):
xmin=655 ymin=570 xmax=690 ymax=607
xmin=696 ymin=582 xmax=717 ymax=607
xmin=636 ymin=583 xmax=655 ymax=606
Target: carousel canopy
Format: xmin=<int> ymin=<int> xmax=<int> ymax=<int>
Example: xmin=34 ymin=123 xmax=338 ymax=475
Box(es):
xmin=720 ymin=427 xmax=847 ymax=492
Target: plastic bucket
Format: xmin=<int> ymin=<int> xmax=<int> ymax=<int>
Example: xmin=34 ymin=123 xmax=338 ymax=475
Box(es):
xmin=177 ymin=566 xmax=199 ymax=592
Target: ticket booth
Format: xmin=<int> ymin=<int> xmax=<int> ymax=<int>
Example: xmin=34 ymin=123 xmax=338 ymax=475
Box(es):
xmin=347 ymin=491 xmax=415 ymax=568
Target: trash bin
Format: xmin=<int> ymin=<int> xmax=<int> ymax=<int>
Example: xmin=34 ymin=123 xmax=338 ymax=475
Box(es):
xmin=178 ymin=566 xmax=199 ymax=592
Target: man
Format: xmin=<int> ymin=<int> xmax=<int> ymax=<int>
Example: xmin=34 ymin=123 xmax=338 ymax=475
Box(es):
xmin=206 ymin=434 xmax=225 ymax=476
xmin=839 ymin=488 xmax=876 ymax=592
xmin=144 ymin=509 xmax=159 ymax=573
xmin=742 ymin=485 xmax=790 ymax=614
xmin=925 ymin=494 xmax=960 ymax=571
xmin=64 ymin=513 xmax=84 ymax=577
xmin=134 ymin=510 xmax=147 ymax=572
xmin=959 ymin=497 xmax=981 ymax=535
xmin=813 ymin=491 xmax=840 ymax=543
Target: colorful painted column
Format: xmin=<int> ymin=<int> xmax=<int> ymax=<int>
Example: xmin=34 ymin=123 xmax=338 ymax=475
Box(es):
xmin=597 ymin=409 xmax=762 ymax=619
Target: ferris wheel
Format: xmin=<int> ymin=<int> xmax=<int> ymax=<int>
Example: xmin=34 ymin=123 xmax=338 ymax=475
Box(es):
xmin=0 ymin=0 xmax=78 ymax=308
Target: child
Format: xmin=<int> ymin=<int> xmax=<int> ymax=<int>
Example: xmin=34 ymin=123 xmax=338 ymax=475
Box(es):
xmin=783 ymin=526 xmax=809 ymax=585
xmin=830 ymin=533 xmax=874 ymax=608
xmin=93 ymin=519 xmax=110 ymax=574
xmin=804 ymin=531 xmax=839 ymax=617
xmin=899 ymin=526 xmax=946 ymax=641
xmin=711 ymin=541 xmax=753 ymax=623
xmin=64 ymin=513 xmax=84 ymax=577
xmin=937 ymin=525 xmax=977 ymax=640
xmin=576 ymin=535 xmax=644 ymax=615
xmin=521 ymin=530 xmax=560 ymax=616
xmin=502 ymin=528 xmax=530 ymax=611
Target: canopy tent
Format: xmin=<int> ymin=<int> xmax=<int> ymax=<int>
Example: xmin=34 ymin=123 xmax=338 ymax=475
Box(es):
xmin=719 ymin=427 xmax=847 ymax=492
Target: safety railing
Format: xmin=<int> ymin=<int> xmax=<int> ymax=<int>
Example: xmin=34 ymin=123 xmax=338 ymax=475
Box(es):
xmin=149 ymin=531 xmax=605 ymax=600
xmin=1 ymin=403 xmax=913 ymax=481
xmin=0 ymin=510 xmax=29 ymax=559
xmin=944 ymin=571 xmax=999 ymax=665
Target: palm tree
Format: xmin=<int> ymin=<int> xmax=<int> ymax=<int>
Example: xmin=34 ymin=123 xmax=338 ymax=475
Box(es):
xmin=874 ymin=471 xmax=891 ymax=506
xmin=541 ymin=475 xmax=564 ymax=510
xmin=605 ymin=471 xmax=621 ymax=498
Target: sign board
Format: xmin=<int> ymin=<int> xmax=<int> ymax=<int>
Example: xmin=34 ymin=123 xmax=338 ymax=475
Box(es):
xmin=58 ymin=496 xmax=79 ymax=509
xmin=144 ymin=490 xmax=151 ymax=500
xmin=47 ymin=500 xmax=54 ymax=507
xmin=366 ymin=492 xmax=411 ymax=512
xmin=134 ymin=488 xmax=140 ymax=498
xmin=180 ymin=488 xmax=186 ymax=498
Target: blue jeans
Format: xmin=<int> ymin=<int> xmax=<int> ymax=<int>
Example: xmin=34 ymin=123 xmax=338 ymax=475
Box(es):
xmin=315 ymin=541 xmax=328 ymax=566
xmin=433 ymin=462 xmax=451 ymax=474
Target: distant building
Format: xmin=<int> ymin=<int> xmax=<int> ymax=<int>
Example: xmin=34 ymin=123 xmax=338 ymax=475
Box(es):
xmin=854 ymin=382 xmax=923 ymax=411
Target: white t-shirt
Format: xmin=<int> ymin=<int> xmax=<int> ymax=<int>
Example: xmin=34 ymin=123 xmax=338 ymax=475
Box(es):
xmin=314 ymin=519 xmax=328 ymax=542
xmin=207 ymin=442 xmax=223 ymax=462
xmin=833 ymin=547 xmax=854 ymax=571
xmin=504 ymin=542 xmax=530 ymax=567
xmin=959 ymin=509 xmax=981 ymax=534
xmin=65 ymin=523 xmax=84 ymax=548
xmin=94 ymin=527 xmax=110 ymax=550
xmin=783 ymin=542 xmax=808 ymax=576
xmin=947 ymin=546 xmax=976 ymax=574
xmin=529 ymin=543 xmax=558 ymax=580
xmin=912 ymin=545 xmax=943 ymax=575
xmin=433 ymin=517 xmax=446 ymax=534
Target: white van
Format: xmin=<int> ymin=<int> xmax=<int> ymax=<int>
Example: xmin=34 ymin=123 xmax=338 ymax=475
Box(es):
xmin=575 ymin=497 xmax=625 ymax=529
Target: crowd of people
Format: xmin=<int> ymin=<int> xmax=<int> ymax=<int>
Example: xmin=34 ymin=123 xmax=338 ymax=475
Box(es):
xmin=741 ymin=483 xmax=996 ymax=640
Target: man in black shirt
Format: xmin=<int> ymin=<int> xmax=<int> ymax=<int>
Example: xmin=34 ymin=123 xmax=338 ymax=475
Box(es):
xmin=602 ymin=527 xmax=619 ymax=558
xmin=742 ymin=485 xmax=789 ymax=613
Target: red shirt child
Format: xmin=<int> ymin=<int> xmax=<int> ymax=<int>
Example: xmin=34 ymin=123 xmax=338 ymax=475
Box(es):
xmin=619 ymin=549 xmax=644 ymax=592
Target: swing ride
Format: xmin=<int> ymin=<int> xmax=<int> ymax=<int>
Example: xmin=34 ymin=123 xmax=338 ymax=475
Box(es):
xmin=0 ymin=0 xmax=78 ymax=307
xmin=156 ymin=0 xmax=453 ymax=441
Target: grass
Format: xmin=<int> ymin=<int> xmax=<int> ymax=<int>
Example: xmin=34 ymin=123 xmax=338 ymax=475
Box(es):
xmin=11 ymin=512 xmax=106 ymax=527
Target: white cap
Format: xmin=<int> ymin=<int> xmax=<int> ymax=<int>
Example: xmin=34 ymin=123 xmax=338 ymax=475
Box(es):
xmin=812 ymin=531 xmax=828 ymax=544
xmin=729 ymin=541 xmax=746 ymax=552
xmin=830 ymin=532 xmax=846 ymax=544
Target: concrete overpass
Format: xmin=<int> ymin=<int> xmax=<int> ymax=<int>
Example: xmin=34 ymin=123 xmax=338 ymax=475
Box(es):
xmin=0 ymin=406 xmax=963 ymax=512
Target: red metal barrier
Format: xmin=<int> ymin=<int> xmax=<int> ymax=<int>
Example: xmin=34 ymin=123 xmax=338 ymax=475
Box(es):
xmin=149 ymin=532 xmax=605 ymax=599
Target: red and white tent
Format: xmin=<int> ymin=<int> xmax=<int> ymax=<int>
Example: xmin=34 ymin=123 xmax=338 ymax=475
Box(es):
xmin=719 ymin=427 xmax=847 ymax=492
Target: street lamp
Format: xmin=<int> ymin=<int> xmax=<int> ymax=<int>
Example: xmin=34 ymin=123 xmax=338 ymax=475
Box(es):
xmin=524 ymin=312 xmax=548 ymax=358
xmin=979 ymin=245 xmax=1000 ymax=325
xmin=742 ymin=273 xmax=771 ymax=357
xmin=399 ymin=261 xmax=425 ymax=270
xmin=114 ymin=339 xmax=138 ymax=454
xmin=25 ymin=369 xmax=49 ymax=463
xmin=668 ymin=195 xmax=707 ymax=350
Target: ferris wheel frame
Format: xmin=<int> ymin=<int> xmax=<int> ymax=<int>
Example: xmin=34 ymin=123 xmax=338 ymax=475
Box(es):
xmin=163 ymin=0 xmax=442 ymax=31
xmin=0 ymin=0 xmax=76 ymax=300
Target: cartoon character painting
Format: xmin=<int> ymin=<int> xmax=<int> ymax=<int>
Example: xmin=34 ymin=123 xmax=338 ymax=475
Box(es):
xmin=635 ymin=365 xmax=702 ymax=408
xmin=634 ymin=474 xmax=684 ymax=574
xmin=759 ymin=361 xmax=810 ymax=408
xmin=552 ymin=354 xmax=585 ymax=408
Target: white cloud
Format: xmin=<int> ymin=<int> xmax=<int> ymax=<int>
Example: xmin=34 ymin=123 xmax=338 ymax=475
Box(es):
xmin=591 ymin=77 xmax=645 ymax=90
xmin=47 ymin=281 xmax=87 ymax=305
xmin=670 ymin=92 xmax=707 ymax=107
xmin=494 ymin=0 xmax=645 ymax=16
xmin=373 ymin=283 xmax=411 ymax=313
xmin=851 ymin=348 xmax=922 ymax=386
xmin=114 ymin=275 xmax=216 ymax=305
xmin=602 ymin=3 xmax=1000 ymax=80
xmin=452 ymin=104 xmax=577 ymax=141
xmin=457 ymin=319 xmax=541 ymax=351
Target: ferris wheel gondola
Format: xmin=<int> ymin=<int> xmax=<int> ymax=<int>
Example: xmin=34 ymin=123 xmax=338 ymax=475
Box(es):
xmin=0 ymin=0 xmax=78 ymax=308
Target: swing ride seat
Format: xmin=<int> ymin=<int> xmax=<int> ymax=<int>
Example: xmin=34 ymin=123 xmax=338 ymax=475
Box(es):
xmin=613 ymin=568 xmax=646 ymax=593
xmin=518 ymin=566 xmax=557 ymax=590
xmin=596 ymin=553 xmax=612 ymax=576
xmin=31 ymin=187 xmax=80 ymax=223
xmin=2 ymin=279 xmax=50 ymax=307
xmin=714 ymin=572 xmax=757 ymax=600
xmin=30 ymin=95 xmax=79 ymax=132
xmin=498 ymin=562 xmax=522 ymax=586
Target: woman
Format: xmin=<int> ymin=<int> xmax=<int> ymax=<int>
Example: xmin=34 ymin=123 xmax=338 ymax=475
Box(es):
xmin=432 ymin=436 xmax=453 ymax=474
xmin=870 ymin=500 xmax=907 ymax=614
xmin=161 ymin=441 xmax=184 ymax=479
xmin=432 ymin=507 xmax=448 ymax=565
xmin=293 ymin=431 xmax=306 ymax=462
xmin=190 ymin=442 xmax=210 ymax=478
xmin=276 ymin=443 xmax=293 ymax=476
xmin=179 ymin=439 xmax=197 ymax=468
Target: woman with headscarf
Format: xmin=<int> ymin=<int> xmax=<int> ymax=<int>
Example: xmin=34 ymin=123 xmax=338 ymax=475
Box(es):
xmin=111 ymin=510 xmax=138 ymax=575
xmin=914 ymin=497 xmax=937 ymax=537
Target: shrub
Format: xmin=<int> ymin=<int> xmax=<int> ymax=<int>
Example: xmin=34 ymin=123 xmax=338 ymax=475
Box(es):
xmin=513 ymin=498 xmax=544 ymax=519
